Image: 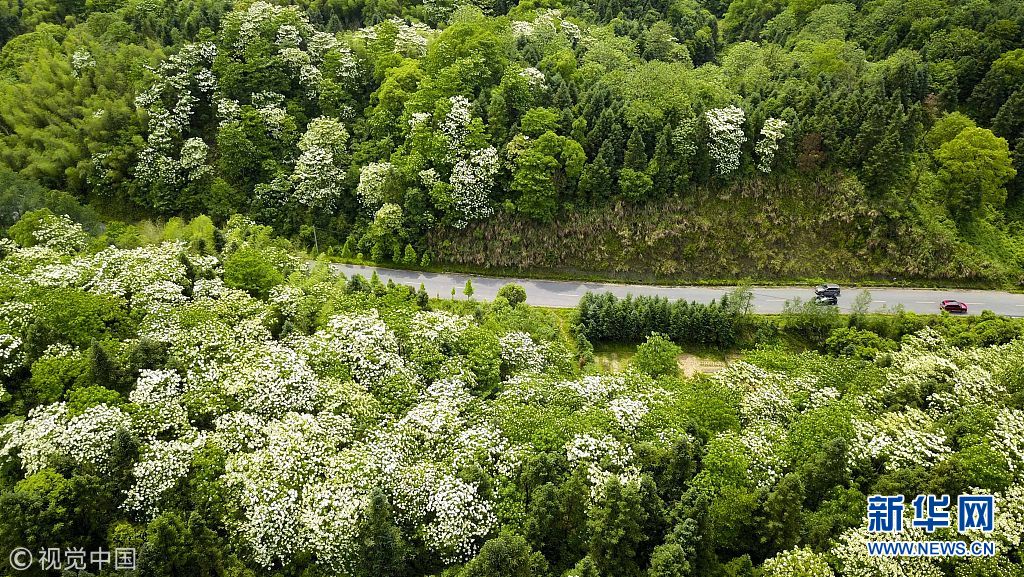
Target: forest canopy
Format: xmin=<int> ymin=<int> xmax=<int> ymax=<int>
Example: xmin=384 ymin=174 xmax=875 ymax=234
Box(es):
xmin=1 ymin=0 xmax=1023 ymax=282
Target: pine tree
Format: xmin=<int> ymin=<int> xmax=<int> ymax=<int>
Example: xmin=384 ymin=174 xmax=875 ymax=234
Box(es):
xmin=354 ymin=490 xmax=410 ymax=577
xmin=402 ymin=243 xmax=418 ymax=266
xmin=624 ymin=127 xmax=648 ymax=170
xmin=417 ymin=283 xmax=429 ymax=308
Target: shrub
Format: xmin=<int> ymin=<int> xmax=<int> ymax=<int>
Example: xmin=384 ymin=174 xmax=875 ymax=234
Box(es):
xmin=497 ymin=284 xmax=527 ymax=307
xmin=631 ymin=333 xmax=682 ymax=377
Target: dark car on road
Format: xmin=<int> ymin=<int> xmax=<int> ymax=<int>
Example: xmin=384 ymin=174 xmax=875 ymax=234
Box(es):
xmin=940 ymin=299 xmax=968 ymax=313
xmin=814 ymin=284 xmax=841 ymax=297
xmin=814 ymin=295 xmax=838 ymax=306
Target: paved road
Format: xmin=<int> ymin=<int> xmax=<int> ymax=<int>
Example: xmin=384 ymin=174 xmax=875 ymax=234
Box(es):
xmin=326 ymin=263 xmax=1024 ymax=316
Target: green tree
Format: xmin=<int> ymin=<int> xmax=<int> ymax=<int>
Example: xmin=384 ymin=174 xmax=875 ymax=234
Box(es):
xmin=354 ymin=490 xmax=409 ymax=577
xmin=464 ymin=279 xmax=475 ymax=299
xmin=588 ymin=477 xmax=665 ymax=577
xmin=137 ymin=512 xmax=225 ymax=577
xmin=925 ymin=112 xmax=976 ymax=151
xmin=648 ymin=542 xmax=692 ymax=577
xmin=402 ymin=243 xmax=418 ymax=265
xmin=934 ymin=127 xmax=1016 ymax=220
xmin=497 ymin=284 xmax=527 ymax=307
xmin=631 ymin=333 xmax=682 ymax=378
xmin=459 ymin=533 xmax=548 ymax=577
xmin=222 ymin=247 xmax=286 ymax=299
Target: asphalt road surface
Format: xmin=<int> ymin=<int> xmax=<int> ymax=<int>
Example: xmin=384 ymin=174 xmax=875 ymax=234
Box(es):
xmin=326 ymin=263 xmax=1024 ymax=316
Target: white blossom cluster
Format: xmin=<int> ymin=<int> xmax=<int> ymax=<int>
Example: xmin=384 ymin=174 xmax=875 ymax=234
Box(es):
xmin=566 ymin=433 xmax=639 ymax=497
xmin=510 ymin=9 xmax=581 ymax=42
xmin=224 ymin=342 xmax=321 ymax=417
xmin=220 ymin=411 xmax=359 ymax=567
xmin=705 ymin=106 xmax=747 ymax=175
xmin=993 ymin=485 xmax=1024 ymax=550
xmin=441 ymin=96 xmax=474 ymax=158
xmin=26 ymin=213 xmax=89 ymax=254
xmin=0 ymin=333 xmax=23 ymax=378
xmin=425 ymin=95 xmax=499 ymax=226
xmin=179 ymin=137 xmax=211 ymax=181
xmin=71 ymin=47 xmax=96 ymax=76
xmin=762 ymin=546 xmax=834 ymax=577
xmin=357 ymin=18 xmax=434 ymax=56
xmin=519 ymin=67 xmax=547 ymax=89
xmin=124 ymin=437 xmax=205 ymax=517
xmin=129 ymin=369 xmax=190 ymax=440
xmin=558 ymin=375 xmax=627 ymax=405
xmin=755 ymin=117 xmax=788 ymax=173
xmin=833 ymin=522 xmax=944 ymax=577
xmin=740 ymin=382 xmax=796 ymax=426
xmin=217 ymin=374 xmax=507 ymax=568
xmin=499 ymin=332 xmax=547 ymax=376
xmin=714 ymin=360 xmax=780 ymax=393
xmin=739 ymin=425 xmax=786 ymax=490
xmin=292 ymin=117 xmax=349 ymax=208
xmin=409 ymin=310 xmax=472 ymax=348
xmin=227 ymin=2 xmax=310 ymax=52
xmin=448 ymin=146 xmax=499 ymax=226
xmin=991 ymin=409 xmax=1024 ymax=480
xmin=134 ymin=42 xmax=218 ymax=188
xmin=294 ymin=311 xmax=415 ymax=395
xmin=356 ymin=162 xmax=394 ymax=209
xmin=608 ymin=396 xmax=649 ymax=431
xmin=849 ymin=408 xmax=951 ymax=470
xmin=2 ymin=403 xmax=131 ymax=474
xmin=81 ymin=242 xmax=189 ymax=308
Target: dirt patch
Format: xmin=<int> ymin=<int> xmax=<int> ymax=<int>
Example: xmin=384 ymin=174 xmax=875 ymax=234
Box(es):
xmin=593 ymin=351 xmax=632 ymax=373
xmin=592 ymin=350 xmax=737 ymax=376
xmin=677 ymin=353 xmax=735 ymax=378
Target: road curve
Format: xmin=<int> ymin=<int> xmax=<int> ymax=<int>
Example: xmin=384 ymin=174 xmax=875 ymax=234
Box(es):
xmin=326 ymin=263 xmax=1024 ymax=317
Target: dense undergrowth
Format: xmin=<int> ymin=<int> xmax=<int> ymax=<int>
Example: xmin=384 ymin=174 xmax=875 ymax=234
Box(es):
xmin=429 ymin=174 xmax=1024 ymax=284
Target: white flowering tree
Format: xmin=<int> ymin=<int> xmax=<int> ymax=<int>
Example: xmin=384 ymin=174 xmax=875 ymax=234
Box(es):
xmin=291 ymin=117 xmax=349 ymax=208
xmin=705 ymin=105 xmax=747 ymax=176
xmin=755 ymin=117 xmax=789 ymax=173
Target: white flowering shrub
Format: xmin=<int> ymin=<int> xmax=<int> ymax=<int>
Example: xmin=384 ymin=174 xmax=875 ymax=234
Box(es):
xmin=519 ymin=67 xmax=547 ymax=89
xmin=833 ymin=523 xmax=944 ymax=577
xmin=566 ymin=433 xmax=639 ymax=497
xmin=499 ymin=332 xmax=547 ymax=376
xmin=71 ymin=48 xmax=96 ymax=76
xmin=608 ymin=396 xmax=649 ymax=431
xmin=849 ymin=408 xmax=951 ymax=470
xmin=2 ymin=403 xmax=131 ymax=474
xmin=124 ymin=437 xmax=205 ymax=517
xmin=292 ymin=117 xmax=349 ymax=208
xmin=294 ymin=311 xmax=417 ymax=407
xmin=0 ymin=333 xmax=24 ymax=379
xmin=356 ymin=162 xmax=395 ymax=209
xmin=448 ymin=147 xmax=499 ymax=227
xmin=223 ymin=341 xmax=321 ymax=417
xmin=740 ymin=425 xmax=786 ymax=490
xmin=705 ymin=106 xmax=747 ymax=175
xmin=755 ymin=117 xmax=788 ymax=172
xmin=991 ymin=409 xmax=1024 ymax=480
xmin=740 ymin=382 xmax=796 ymax=426
xmin=762 ymin=546 xmax=834 ymax=577
xmin=25 ymin=213 xmax=89 ymax=254
xmin=373 ymin=203 xmax=404 ymax=233
xmin=409 ymin=310 xmax=473 ymax=348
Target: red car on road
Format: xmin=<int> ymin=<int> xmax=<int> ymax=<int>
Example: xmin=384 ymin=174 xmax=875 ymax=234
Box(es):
xmin=940 ymin=300 xmax=968 ymax=313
